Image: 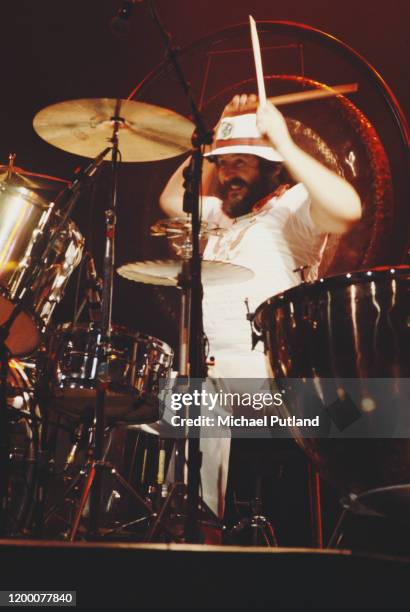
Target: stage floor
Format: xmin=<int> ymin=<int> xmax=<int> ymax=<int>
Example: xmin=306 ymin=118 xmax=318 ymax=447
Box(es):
xmin=0 ymin=540 xmax=409 ymax=609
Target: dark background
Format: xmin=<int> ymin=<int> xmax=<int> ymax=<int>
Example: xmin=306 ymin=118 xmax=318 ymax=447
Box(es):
xmin=1 ymin=0 xmax=409 ymax=349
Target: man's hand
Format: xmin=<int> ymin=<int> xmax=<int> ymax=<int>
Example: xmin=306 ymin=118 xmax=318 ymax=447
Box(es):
xmin=220 ymin=93 xmax=258 ymax=119
xmin=220 ymin=95 xmax=294 ymax=156
xmin=256 ymin=102 xmax=293 ymax=155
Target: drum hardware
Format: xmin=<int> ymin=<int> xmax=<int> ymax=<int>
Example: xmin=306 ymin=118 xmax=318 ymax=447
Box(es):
xmin=26 ymin=358 xmax=54 ymax=538
xmin=244 ymin=298 xmax=260 ymax=350
xmin=71 ymin=252 xmax=103 ymax=326
xmin=54 ymin=102 xmax=163 ymax=540
xmin=0 ymin=353 xmax=41 ymax=535
xmin=142 ymin=0 xmax=216 ymax=543
xmin=328 ymin=484 xmax=410 ymax=549
xmin=0 ymin=146 xmax=108 ymax=357
xmin=227 ymin=479 xmax=278 ymax=547
xmin=293 ymin=264 xmax=311 ymax=283
xmin=150 ymin=217 xmax=225 ymax=259
xmin=30 ymin=88 xmax=198 ymax=539
xmin=0 ymin=293 xmax=40 ymax=533
xmin=43 ymin=422 xmax=157 ymax=541
xmin=3 ymin=358 xmax=44 ymax=537
xmin=0 ymin=153 xmax=70 ymax=192
xmin=117 ymin=254 xmax=252 ymax=541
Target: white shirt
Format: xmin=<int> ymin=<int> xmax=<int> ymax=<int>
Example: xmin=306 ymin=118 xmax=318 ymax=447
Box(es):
xmin=201 ymin=183 xmax=327 ymax=359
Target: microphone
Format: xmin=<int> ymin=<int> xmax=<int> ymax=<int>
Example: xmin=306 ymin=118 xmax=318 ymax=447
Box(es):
xmin=111 ymin=1 xmax=143 ymax=36
xmin=71 ymin=146 xmax=111 ymax=191
xmin=85 ymin=253 xmax=102 ymax=323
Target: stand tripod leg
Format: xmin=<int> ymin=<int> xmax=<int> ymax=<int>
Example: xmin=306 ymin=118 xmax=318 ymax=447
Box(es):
xmin=308 ymin=463 xmax=323 ymax=548
xmin=31 ymin=374 xmax=52 ymax=537
xmin=69 ymin=463 xmax=97 ymax=541
xmin=108 ymin=468 xmax=153 ymax=515
xmin=145 ymin=482 xmax=183 ymax=542
xmin=43 ymin=467 xmax=86 ymax=525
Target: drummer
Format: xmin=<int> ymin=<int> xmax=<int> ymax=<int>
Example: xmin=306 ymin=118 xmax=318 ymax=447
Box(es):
xmin=160 ymin=94 xmax=362 ymax=518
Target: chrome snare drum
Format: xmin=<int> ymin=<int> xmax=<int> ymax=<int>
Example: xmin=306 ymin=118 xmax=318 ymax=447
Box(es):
xmin=47 ymin=323 xmax=174 ymax=422
xmin=0 ymin=183 xmax=84 ymax=356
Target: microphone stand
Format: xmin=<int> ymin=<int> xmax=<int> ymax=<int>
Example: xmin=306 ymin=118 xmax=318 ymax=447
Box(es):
xmin=146 ymin=0 xmax=213 ymax=542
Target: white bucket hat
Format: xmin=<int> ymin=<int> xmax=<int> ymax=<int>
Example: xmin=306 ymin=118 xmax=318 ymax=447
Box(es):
xmin=204 ymin=113 xmax=283 ymax=162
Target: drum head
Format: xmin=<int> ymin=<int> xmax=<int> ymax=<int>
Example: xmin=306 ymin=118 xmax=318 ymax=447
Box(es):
xmin=0 ymin=293 xmax=40 ymax=356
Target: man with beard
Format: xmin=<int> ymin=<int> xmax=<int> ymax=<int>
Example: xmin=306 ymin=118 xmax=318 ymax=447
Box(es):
xmin=160 ymin=94 xmax=361 ymax=520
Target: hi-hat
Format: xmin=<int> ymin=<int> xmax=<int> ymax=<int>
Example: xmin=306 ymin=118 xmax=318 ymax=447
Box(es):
xmin=33 ymin=98 xmax=195 ymax=162
xmin=150 ymin=217 xmax=225 ymax=237
xmin=117 ymin=259 xmax=254 ymax=287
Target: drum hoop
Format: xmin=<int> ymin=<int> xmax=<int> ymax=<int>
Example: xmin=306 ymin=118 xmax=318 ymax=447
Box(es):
xmin=254 ymin=265 xmax=410 ymax=330
xmin=52 ymin=322 xmax=174 ymax=358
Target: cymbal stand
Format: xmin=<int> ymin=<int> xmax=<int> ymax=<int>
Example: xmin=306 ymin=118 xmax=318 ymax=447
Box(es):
xmin=66 ymin=110 xmax=120 ymax=539
xmin=67 ymin=103 xmax=157 ymax=540
xmin=144 ymin=0 xmax=214 ymax=542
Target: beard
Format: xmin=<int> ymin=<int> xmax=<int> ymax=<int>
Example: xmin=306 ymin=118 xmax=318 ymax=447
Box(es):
xmin=218 ymin=175 xmax=274 ymax=219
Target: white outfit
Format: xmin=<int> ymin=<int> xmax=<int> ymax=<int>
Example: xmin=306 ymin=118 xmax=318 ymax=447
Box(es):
xmin=199 ymin=183 xmax=327 ymax=517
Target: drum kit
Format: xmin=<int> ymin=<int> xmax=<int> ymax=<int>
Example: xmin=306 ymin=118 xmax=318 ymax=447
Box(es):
xmin=1 ymin=84 xmax=408 ymax=543
xmin=0 ymin=87 xmax=258 ymax=541
xmin=1 ymin=7 xmax=409 ymax=548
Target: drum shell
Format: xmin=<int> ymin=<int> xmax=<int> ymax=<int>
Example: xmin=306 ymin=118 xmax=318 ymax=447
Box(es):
xmin=255 ymin=267 xmax=410 ymax=380
xmin=47 ymin=323 xmax=174 ymax=422
xmin=5 ymin=358 xmax=38 ymax=534
xmin=0 ymin=183 xmax=84 ymax=356
xmin=255 ymin=267 xmax=410 ymax=493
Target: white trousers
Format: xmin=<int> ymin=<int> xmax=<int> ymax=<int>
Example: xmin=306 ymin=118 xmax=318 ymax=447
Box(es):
xmin=200 ymin=350 xmax=268 ymax=518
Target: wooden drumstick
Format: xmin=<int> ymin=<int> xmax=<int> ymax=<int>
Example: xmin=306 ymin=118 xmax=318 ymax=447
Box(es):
xmin=249 ymin=15 xmax=267 ymax=106
xmin=268 ymin=83 xmax=359 ymax=107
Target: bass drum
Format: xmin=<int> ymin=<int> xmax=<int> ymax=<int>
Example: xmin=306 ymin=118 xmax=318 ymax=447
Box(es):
xmin=254 ymin=266 xmax=410 ymax=493
xmin=47 ymin=323 xmax=174 ymax=423
xmin=0 ymin=183 xmax=84 ymax=356
xmin=4 ymin=359 xmax=39 ymax=534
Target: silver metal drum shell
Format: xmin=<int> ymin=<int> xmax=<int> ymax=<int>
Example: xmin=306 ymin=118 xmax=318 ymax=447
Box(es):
xmin=47 ymin=323 xmax=174 ymax=421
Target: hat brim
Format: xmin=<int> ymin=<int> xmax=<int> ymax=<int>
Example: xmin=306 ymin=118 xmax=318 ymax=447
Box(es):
xmin=204 ymin=144 xmax=283 ymax=162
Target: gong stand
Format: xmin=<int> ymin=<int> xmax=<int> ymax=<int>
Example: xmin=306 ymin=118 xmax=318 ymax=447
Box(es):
xmin=146 ymin=0 xmax=213 ymax=542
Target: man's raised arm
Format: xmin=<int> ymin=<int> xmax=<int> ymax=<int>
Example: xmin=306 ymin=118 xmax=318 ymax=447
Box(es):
xmin=159 ymin=157 xmax=218 ymax=218
xmin=256 ymin=101 xmax=362 ymax=234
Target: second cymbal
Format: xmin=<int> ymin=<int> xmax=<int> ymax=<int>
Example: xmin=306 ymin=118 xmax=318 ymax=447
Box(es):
xmin=117 ymin=259 xmax=254 ymax=287
xmin=33 ymin=98 xmax=195 ymax=162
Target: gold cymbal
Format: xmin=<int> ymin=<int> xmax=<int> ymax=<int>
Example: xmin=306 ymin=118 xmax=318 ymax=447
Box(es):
xmin=33 ymin=98 xmax=194 ymax=162
xmin=117 ymin=259 xmax=254 ymax=287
